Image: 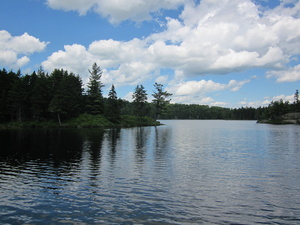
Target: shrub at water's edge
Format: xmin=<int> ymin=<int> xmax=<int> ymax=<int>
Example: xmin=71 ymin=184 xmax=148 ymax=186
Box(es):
xmin=119 ymin=115 xmax=160 ymax=127
xmin=67 ymin=114 xmax=160 ymax=128
xmin=67 ymin=113 xmax=114 ymax=127
xmin=0 ymin=114 xmax=160 ymax=129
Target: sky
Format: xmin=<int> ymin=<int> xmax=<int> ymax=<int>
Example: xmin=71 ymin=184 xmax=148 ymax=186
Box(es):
xmin=1 ymin=0 xmax=300 ymax=108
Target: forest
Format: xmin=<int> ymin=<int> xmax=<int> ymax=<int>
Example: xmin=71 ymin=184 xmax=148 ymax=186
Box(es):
xmin=0 ymin=63 xmax=299 ymax=127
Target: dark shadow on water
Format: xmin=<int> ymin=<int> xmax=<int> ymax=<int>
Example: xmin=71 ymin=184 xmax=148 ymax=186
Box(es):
xmin=107 ymin=128 xmax=121 ymax=166
xmin=0 ymin=128 xmax=105 ymax=171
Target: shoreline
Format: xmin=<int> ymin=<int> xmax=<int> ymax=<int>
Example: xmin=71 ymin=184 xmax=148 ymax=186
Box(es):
xmin=257 ymin=112 xmax=300 ymax=125
xmin=0 ymin=114 xmax=161 ymax=130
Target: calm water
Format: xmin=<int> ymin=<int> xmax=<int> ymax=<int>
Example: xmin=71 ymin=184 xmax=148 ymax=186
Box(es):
xmin=0 ymin=120 xmax=300 ymax=224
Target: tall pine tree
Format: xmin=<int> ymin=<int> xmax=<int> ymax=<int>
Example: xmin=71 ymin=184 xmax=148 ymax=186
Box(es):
xmin=152 ymin=82 xmax=172 ymax=120
xmin=132 ymin=85 xmax=148 ymax=117
xmin=106 ymin=84 xmax=121 ymax=123
xmin=86 ymin=63 xmax=104 ymax=115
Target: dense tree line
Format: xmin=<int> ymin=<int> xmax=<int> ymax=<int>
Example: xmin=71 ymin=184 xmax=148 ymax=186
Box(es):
xmin=0 ymin=64 xmax=172 ymax=124
xmin=1 ymin=65 xmax=298 ymax=125
xmin=158 ymin=104 xmax=264 ymax=120
xmin=158 ymin=92 xmax=299 ymax=120
xmin=0 ymin=67 xmax=83 ymax=123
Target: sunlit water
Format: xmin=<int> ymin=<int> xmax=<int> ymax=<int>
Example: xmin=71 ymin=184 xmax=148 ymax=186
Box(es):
xmin=0 ymin=120 xmax=300 ymax=224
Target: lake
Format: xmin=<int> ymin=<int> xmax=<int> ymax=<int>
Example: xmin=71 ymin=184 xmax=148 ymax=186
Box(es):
xmin=0 ymin=120 xmax=300 ymax=224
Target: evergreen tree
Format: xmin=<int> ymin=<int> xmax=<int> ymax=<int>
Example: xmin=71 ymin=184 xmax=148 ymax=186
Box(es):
xmin=294 ymin=90 xmax=299 ymax=104
xmin=267 ymin=99 xmax=290 ymax=120
xmin=152 ymin=82 xmax=172 ymax=120
xmin=30 ymin=69 xmax=51 ymax=121
xmin=132 ymin=85 xmax=148 ymax=117
xmin=7 ymin=70 xmax=26 ymax=122
xmin=0 ymin=69 xmax=24 ymax=122
xmin=49 ymin=70 xmax=83 ymax=124
xmin=86 ymin=63 xmax=104 ymax=115
xmin=294 ymin=89 xmax=300 ymax=112
xmin=106 ymin=84 xmax=121 ymax=123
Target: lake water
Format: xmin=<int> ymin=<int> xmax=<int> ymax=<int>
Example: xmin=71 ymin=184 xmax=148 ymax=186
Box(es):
xmin=0 ymin=120 xmax=300 ymax=224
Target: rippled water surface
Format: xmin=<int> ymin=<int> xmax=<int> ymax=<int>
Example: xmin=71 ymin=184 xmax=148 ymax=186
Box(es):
xmin=1 ymin=120 xmax=300 ymax=224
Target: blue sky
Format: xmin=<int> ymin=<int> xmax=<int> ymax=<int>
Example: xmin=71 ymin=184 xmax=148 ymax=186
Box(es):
xmin=1 ymin=0 xmax=300 ymax=108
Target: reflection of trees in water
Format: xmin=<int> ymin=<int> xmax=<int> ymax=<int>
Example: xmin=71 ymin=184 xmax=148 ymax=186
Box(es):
xmin=80 ymin=129 xmax=105 ymax=181
xmin=107 ymin=128 xmax=121 ymax=165
xmin=154 ymin=126 xmax=171 ymax=160
xmin=0 ymin=127 xmax=172 ymax=179
xmin=0 ymin=129 xmax=83 ymax=165
xmin=0 ymin=129 xmax=108 ymax=177
xmin=135 ymin=127 xmax=149 ymax=165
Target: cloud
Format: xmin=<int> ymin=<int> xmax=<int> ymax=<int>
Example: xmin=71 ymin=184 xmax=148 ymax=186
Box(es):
xmin=41 ymin=0 xmax=300 ymax=105
xmin=228 ymin=79 xmax=251 ymax=92
xmin=155 ymin=75 xmax=169 ymax=84
xmin=0 ymin=30 xmax=48 ymax=69
xmin=46 ymin=0 xmax=185 ymax=23
xmin=148 ymin=0 xmax=300 ymax=75
xmin=46 ymin=0 xmax=98 ymax=15
xmin=169 ymin=79 xmax=250 ymax=95
xmin=42 ymin=44 xmax=95 ymax=74
xmin=166 ymin=78 xmax=250 ymax=104
xmin=271 ymin=94 xmax=295 ymax=103
xmin=43 ymin=0 xmax=300 ymax=79
xmin=42 ymin=39 xmax=156 ymax=87
xmin=238 ymin=94 xmax=295 ymax=108
xmin=123 ymin=91 xmax=134 ymax=102
xmin=266 ymin=64 xmax=300 ymax=82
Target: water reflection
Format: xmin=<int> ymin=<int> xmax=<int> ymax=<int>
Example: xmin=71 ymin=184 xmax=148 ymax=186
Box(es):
xmin=134 ymin=127 xmax=149 ymax=166
xmin=0 ymin=129 xmax=84 ymax=171
xmin=106 ymin=128 xmax=120 ymax=165
xmin=1 ymin=121 xmax=300 ymax=224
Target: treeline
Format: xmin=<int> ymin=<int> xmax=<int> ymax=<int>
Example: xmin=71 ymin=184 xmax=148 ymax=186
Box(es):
xmin=159 ymin=104 xmax=263 ymax=120
xmin=1 ymin=64 xmax=299 ymax=125
xmin=159 ymin=92 xmax=300 ymax=120
xmin=160 ymin=102 xmax=298 ymax=120
xmin=0 ymin=64 xmax=171 ymax=125
xmin=0 ymin=67 xmax=84 ymax=123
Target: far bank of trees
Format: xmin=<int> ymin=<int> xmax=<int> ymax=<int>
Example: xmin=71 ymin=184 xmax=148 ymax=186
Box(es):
xmin=157 ymin=91 xmax=300 ymax=121
xmin=1 ymin=64 xmax=299 ymax=124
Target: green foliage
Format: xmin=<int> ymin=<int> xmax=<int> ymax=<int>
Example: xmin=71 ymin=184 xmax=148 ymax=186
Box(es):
xmin=158 ymin=103 xmax=261 ymax=120
xmin=294 ymin=89 xmax=300 ymax=112
xmin=294 ymin=90 xmax=299 ymax=104
xmin=105 ymin=84 xmax=121 ymax=123
xmin=266 ymin=99 xmax=290 ymax=120
xmin=0 ymin=69 xmax=22 ymax=122
xmin=132 ymin=85 xmax=148 ymax=117
xmin=152 ymin=82 xmax=172 ymax=119
xmin=120 ymin=115 xmax=160 ymax=127
xmin=67 ymin=113 xmax=114 ymax=127
xmin=49 ymin=69 xmax=83 ymax=124
xmin=29 ymin=69 xmax=51 ymax=120
xmin=86 ymin=63 xmax=104 ymax=115
xmin=1 ymin=66 xmax=298 ymax=128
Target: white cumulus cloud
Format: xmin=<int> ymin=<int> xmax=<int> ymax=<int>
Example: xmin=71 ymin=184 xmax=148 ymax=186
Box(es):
xmin=166 ymin=78 xmax=250 ymax=104
xmin=46 ymin=0 xmax=185 ymax=23
xmin=42 ymin=0 xmax=300 ymax=80
xmin=41 ymin=0 xmax=300 ymax=105
xmin=266 ymin=65 xmax=300 ymax=82
xmin=0 ymin=30 xmax=48 ymax=69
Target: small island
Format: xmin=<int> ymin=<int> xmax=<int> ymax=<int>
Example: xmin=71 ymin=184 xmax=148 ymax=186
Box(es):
xmin=257 ymin=91 xmax=300 ymax=124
